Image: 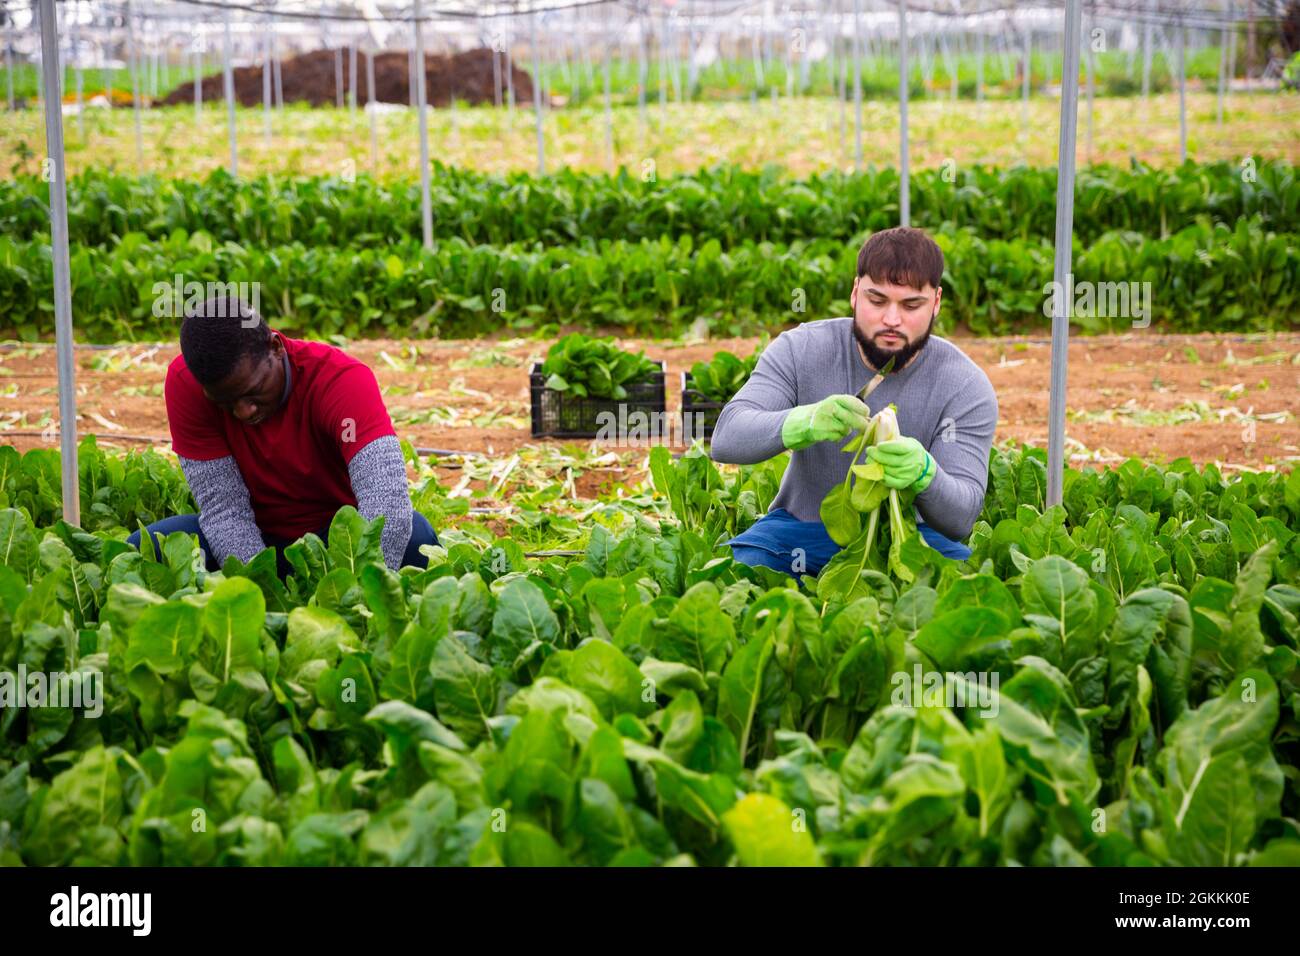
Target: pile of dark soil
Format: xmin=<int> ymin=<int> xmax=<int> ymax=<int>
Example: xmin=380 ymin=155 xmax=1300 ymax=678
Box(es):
xmin=157 ymin=47 xmax=536 ymax=108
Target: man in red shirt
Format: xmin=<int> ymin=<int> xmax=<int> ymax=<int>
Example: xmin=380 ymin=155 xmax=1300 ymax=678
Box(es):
xmin=129 ymin=295 xmax=437 ymax=575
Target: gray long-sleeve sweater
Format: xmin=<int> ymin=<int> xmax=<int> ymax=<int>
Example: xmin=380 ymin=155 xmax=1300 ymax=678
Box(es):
xmin=709 ymin=317 xmax=998 ymax=541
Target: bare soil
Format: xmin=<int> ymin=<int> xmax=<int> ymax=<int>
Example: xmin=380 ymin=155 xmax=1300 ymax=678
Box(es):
xmin=157 ymin=48 xmax=535 ymax=109
xmin=3 ymin=332 xmax=1296 ymax=488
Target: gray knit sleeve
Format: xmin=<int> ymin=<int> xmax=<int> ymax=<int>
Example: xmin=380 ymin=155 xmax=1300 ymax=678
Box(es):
xmin=915 ymin=371 xmax=999 ymax=541
xmin=709 ymin=331 xmax=798 ymax=465
xmin=347 ymin=434 xmax=413 ymax=570
xmin=178 ymin=455 xmax=267 ymax=565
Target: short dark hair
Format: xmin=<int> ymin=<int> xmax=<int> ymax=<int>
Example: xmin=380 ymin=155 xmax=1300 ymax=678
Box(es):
xmin=178 ymin=295 xmax=273 ymax=386
xmin=856 ymin=226 xmax=944 ymax=291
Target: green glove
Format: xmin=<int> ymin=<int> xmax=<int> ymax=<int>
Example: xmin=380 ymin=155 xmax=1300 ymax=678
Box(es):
xmin=781 ymin=394 xmax=872 ymax=451
xmin=866 ymin=437 xmax=937 ymax=491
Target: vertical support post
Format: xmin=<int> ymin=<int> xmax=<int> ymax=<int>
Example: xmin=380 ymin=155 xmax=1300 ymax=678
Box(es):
xmin=637 ymin=9 xmax=648 ymax=128
xmin=530 ymin=10 xmax=545 ymax=176
xmin=263 ymin=26 xmax=272 ymax=145
xmin=1085 ymin=17 xmax=1095 ymax=164
xmin=1217 ymin=12 xmax=1228 ymax=125
xmin=1141 ymin=0 xmax=1153 ymax=99
xmin=408 ymin=44 xmax=416 ymax=108
xmin=128 ymin=0 xmax=144 ymax=167
xmin=1177 ymin=19 xmax=1187 ymax=163
xmin=603 ymin=10 xmax=613 ymax=172
xmin=367 ymin=46 xmax=378 ymax=170
xmin=193 ymin=39 xmax=202 ymax=124
xmin=334 ymin=46 xmax=343 ymax=108
xmin=506 ymin=31 xmax=515 ymax=112
xmin=1021 ymin=25 xmax=1030 ymax=137
xmin=5 ymin=15 xmax=14 ymax=112
xmin=1046 ymin=0 xmax=1083 ymax=509
xmin=976 ymin=29 xmax=984 ymax=102
xmin=223 ymin=6 xmax=237 ymax=176
xmin=898 ymin=0 xmax=909 ymax=225
xmin=493 ymin=40 xmax=502 ymax=106
xmin=273 ymin=36 xmax=283 ymax=108
xmin=414 ymin=0 xmax=432 ymax=249
xmin=852 ymin=0 xmax=862 ymax=171
xmin=349 ymin=42 xmax=357 ymax=113
xmin=37 ymin=0 xmax=79 ymax=526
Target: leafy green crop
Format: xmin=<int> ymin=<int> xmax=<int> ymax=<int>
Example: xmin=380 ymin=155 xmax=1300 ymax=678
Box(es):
xmin=686 ymin=339 xmax=767 ymax=404
xmin=3 ymin=161 xmax=1295 ymax=249
xmin=0 ymin=443 xmax=1296 ymax=867
xmin=2 ymin=218 xmax=1295 ymax=341
xmin=540 ymin=333 xmax=659 ymax=401
xmin=817 ymin=405 xmax=922 ymax=592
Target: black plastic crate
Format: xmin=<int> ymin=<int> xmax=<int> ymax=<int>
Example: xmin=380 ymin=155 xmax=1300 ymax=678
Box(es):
xmin=530 ymin=361 xmax=666 ymax=438
xmin=680 ymin=371 xmax=726 ymax=440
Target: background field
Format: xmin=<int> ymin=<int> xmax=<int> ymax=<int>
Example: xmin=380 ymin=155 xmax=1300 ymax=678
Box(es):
xmin=4 ymin=93 xmax=1298 ymax=179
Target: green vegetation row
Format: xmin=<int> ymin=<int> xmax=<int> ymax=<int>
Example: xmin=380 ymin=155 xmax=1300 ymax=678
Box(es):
xmin=2 ymin=161 xmax=1295 ymax=250
xmin=2 ymin=42 xmax=1243 ymax=107
xmin=0 ymin=436 xmax=1297 ymax=866
xmin=2 ymin=218 xmax=1295 ymax=341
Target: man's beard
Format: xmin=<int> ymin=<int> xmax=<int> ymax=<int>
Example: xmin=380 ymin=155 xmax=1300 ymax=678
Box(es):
xmin=853 ymin=313 xmax=935 ymax=372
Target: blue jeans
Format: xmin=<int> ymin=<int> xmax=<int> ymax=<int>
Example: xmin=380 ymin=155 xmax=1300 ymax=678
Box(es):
xmin=127 ymin=511 xmax=439 ymax=577
xmin=725 ymin=508 xmax=971 ymax=578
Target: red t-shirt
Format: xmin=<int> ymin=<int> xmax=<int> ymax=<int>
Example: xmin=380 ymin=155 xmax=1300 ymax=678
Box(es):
xmin=165 ymin=333 xmax=396 ymax=539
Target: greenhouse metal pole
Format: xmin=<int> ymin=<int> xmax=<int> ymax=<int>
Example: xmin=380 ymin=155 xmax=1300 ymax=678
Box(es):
xmin=493 ymin=40 xmax=502 ymax=106
xmin=263 ymin=27 xmax=272 ymax=146
xmin=128 ymin=0 xmax=144 ymax=167
xmin=408 ymin=45 xmax=416 ymax=108
xmin=223 ymin=7 xmax=236 ymax=176
xmin=367 ymin=46 xmax=378 ymax=170
xmin=1177 ymin=20 xmax=1187 ymax=163
xmin=637 ymin=8 xmax=647 ymax=128
xmin=1021 ymin=25 xmax=1030 ymax=137
xmin=530 ymin=11 xmax=545 ymax=176
xmin=1046 ymin=0 xmax=1083 ymax=510
xmin=1141 ymin=0 xmax=1152 ymax=99
xmin=1217 ymin=13 xmax=1228 ymax=125
xmin=976 ymin=29 xmax=984 ymax=102
xmin=898 ymin=0 xmax=909 ymax=226
xmin=193 ymin=41 xmax=202 ymax=124
xmin=5 ymin=15 xmax=13 ymax=111
xmin=273 ymin=36 xmax=283 ymax=109
xmin=335 ymin=46 xmax=344 ymax=109
xmin=1227 ymin=1 xmax=1236 ymax=103
xmin=37 ymin=0 xmax=79 ymax=526
xmin=851 ymin=0 xmax=861 ymax=170
xmin=506 ymin=31 xmax=515 ymax=112
xmin=839 ymin=20 xmax=847 ymax=145
xmin=73 ymin=19 xmax=84 ymax=139
xmin=603 ymin=14 xmax=613 ymax=172
xmin=1085 ymin=16 xmax=1095 ymax=164
xmin=414 ymin=0 xmax=432 ymax=249
xmin=349 ymin=42 xmax=357 ymax=114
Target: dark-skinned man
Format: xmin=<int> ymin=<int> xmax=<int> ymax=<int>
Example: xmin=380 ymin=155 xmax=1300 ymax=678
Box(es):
xmin=128 ymin=295 xmax=437 ymax=575
xmin=710 ymin=226 xmax=998 ymax=578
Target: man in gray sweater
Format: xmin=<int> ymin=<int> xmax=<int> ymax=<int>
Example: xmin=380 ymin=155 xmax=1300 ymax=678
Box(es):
xmin=710 ymin=226 xmax=998 ymax=577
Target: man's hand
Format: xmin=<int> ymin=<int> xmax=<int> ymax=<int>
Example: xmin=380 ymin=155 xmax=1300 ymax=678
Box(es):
xmin=867 ymin=437 xmax=937 ymax=491
xmin=781 ymin=394 xmax=872 ymax=451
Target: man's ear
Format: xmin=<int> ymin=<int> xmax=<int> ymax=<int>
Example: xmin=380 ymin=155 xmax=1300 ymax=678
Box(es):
xmin=267 ymin=331 xmax=284 ymax=357
xmin=850 ymin=276 xmax=859 ymax=309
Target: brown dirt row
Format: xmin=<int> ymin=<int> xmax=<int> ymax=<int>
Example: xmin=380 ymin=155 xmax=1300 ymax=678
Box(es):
xmin=1 ymin=332 xmax=1296 ymax=491
xmin=157 ymin=48 xmax=535 ymax=109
